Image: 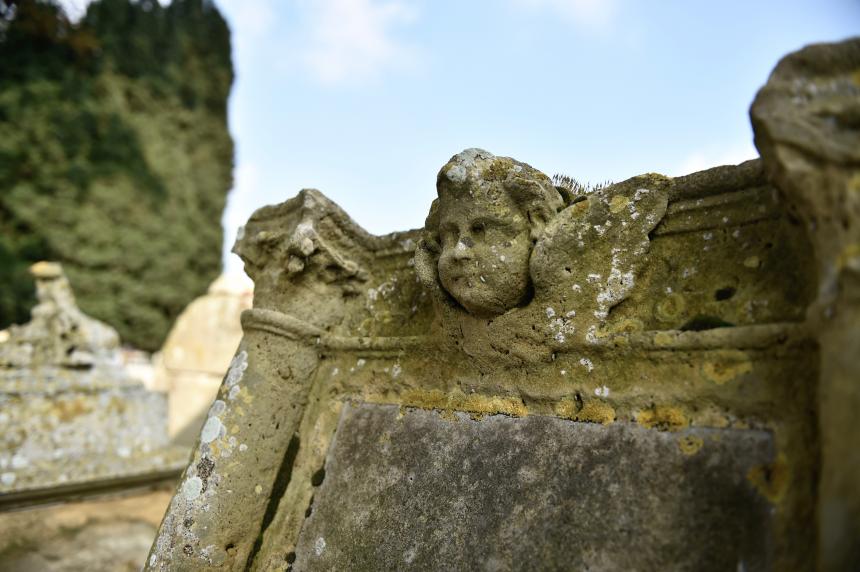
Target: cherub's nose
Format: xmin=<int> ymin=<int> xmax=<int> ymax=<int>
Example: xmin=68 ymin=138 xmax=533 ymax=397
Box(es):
xmin=452 ymin=237 xmax=473 ymax=260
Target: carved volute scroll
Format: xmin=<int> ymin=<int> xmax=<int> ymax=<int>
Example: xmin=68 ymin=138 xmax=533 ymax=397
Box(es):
xmin=145 ymin=42 xmax=858 ymax=572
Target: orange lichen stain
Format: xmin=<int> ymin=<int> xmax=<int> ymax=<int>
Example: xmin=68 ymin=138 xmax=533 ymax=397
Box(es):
xmin=570 ymin=199 xmax=590 ymax=217
xmin=701 ymin=350 xmax=752 ymax=385
xmin=54 ymin=398 xmax=92 ymax=422
xmin=636 ymin=406 xmax=689 ymax=431
xmin=747 ymin=454 xmax=790 ymax=504
xmin=678 ymin=435 xmax=704 ymax=455
xmin=575 ymin=400 xmax=615 ymax=425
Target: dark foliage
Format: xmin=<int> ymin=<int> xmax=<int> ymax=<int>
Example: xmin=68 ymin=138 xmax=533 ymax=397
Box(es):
xmin=0 ymin=0 xmax=234 ymax=350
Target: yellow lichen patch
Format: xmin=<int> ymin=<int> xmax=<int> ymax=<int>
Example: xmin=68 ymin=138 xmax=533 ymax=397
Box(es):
xmin=576 ymin=400 xmax=615 ymax=425
xmin=386 ymin=388 xmax=529 ymax=418
xmin=239 ymin=386 xmax=255 ymax=405
xmin=460 ymin=392 xmax=529 ymax=417
xmin=838 ymin=242 xmax=860 ymax=271
xmin=607 ymin=318 xmax=644 ymax=335
xmin=696 ymin=409 xmax=730 ymax=429
xmin=636 ymin=406 xmax=689 ymax=431
xmin=53 ymin=398 xmax=92 ymax=422
xmin=747 ymin=454 xmax=790 ymax=504
xmin=653 ymin=331 xmax=676 ymax=347
xmin=554 ymin=397 xmax=578 ymax=419
xmin=609 ymin=334 xmax=631 ymax=348
xmin=485 ymin=158 xmax=513 ymax=181
xmin=654 ymin=293 xmax=686 ymax=322
xmin=609 ymin=195 xmax=630 ymax=214
xmin=743 ymin=255 xmax=761 ymax=268
xmin=701 ymin=350 xmax=752 ymax=385
xmin=677 ymin=435 xmax=704 ymax=455
xmin=398 ymin=388 xmax=445 ymax=408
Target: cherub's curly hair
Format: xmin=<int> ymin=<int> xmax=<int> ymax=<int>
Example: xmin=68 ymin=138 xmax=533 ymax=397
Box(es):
xmin=422 ymin=148 xmax=564 ymax=252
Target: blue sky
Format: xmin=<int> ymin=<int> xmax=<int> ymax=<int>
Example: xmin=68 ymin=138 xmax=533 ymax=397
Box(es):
xmin=59 ymin=0 xmax=860 ymax=273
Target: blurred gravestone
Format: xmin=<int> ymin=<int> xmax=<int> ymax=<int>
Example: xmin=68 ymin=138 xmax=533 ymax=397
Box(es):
xmin=0 ymin=262 xmax=185 ymax=499
xmin=152 ymin=273 xmax=253 ymax=445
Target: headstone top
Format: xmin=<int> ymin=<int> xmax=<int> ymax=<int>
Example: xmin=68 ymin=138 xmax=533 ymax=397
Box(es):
xmin=0 ymin=261 xmax=123 ymax=380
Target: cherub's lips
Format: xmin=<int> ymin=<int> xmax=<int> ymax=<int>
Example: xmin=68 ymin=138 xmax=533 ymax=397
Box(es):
xmin=447 ymin=271 xmax=489 ymax=291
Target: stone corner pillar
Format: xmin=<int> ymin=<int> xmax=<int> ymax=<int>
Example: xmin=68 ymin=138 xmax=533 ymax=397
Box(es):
xmin=751 ymin=37 xmax=860 ymax=571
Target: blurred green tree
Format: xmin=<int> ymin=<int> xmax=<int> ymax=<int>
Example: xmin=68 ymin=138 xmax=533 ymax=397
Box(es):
xmin=0 ymin=0 xmax=234 ymax=351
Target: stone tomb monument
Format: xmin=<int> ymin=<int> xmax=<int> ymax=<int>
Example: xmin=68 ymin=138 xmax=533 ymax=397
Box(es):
xmin=0 ymin=262 xmax=185 ymax=501
xmin=147 ymin=39 xmax=860 ymax=571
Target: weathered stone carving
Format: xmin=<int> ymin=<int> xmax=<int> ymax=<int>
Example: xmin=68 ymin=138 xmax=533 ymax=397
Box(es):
xmin=0 ymin=263 xmax=185 ymax=497
xmin=0 ymin=261 xmax=121 ymax=370
xmin=751 ymin=37 xmax=860 ymax=570
xmin=416 ymin=148 xmax=669 ymax=363
xmin=147 ymin=39 xmax=860 ymax=572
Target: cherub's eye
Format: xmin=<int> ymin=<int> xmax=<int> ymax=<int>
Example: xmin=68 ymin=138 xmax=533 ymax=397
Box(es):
xmin=470 ymin=222 xmax=486 ymax=236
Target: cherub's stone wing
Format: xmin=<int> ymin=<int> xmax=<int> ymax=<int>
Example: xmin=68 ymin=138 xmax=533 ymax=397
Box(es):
xmin=531 ymin=176 xmax=669 ymax=341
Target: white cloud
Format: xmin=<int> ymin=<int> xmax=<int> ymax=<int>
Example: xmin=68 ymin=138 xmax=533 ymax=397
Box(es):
xmin=514 ymin=0 xmax=617 ymax=30
xmin=672 ymin=141 xmax=759 ymax=177
xmin=55 ymin=0 xmax=90 ymax=22
xmin=57 ymin=0 xmax=174 ymax=23
xmin=298 ymin=0 xmax=419 ymax=85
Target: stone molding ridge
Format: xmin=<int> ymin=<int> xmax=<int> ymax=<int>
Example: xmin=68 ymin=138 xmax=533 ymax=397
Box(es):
xmin=241 ymin=306 xmax=809 ymax=353
xmin=240 ymin=308 xmax=428 ymax=353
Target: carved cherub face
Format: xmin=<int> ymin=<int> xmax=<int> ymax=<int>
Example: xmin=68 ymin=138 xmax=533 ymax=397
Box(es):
xmin=428 ymin=149 xmax=564 ymax=317
xmin=437 ymin=184 xmax=533 ymax=316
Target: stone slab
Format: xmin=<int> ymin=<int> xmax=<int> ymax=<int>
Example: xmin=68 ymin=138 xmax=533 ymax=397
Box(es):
xmin=293 ymin=403 xmax=775 ymax=572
